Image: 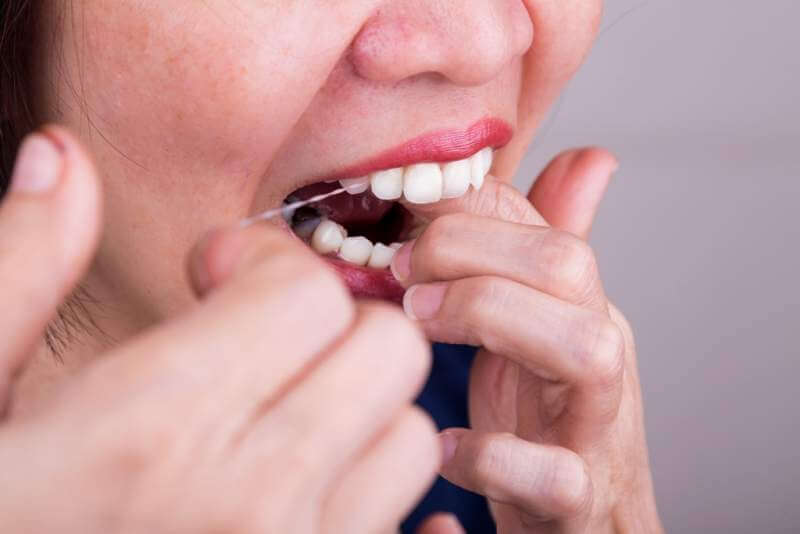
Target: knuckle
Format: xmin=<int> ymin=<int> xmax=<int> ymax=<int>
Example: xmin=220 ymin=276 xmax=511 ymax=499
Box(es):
xmin=539 ymin=230 xmax=600 ymax=304
xmin=475 ymin=182 xmax=532 ymax=222
xmin=469 ymin=432 xmax=510 ymax=485
xmin=459 ymin=277 xmax=510 ymax=325
xmin=417 ymin=214 xmax=463 ymax=269
xmin=609 ymin=303 xmax=637 ymax=350
xmin=547 ymin=450 xmax=592 ymax=516
xmin=578 ymin=317 xmax=625 ymax=387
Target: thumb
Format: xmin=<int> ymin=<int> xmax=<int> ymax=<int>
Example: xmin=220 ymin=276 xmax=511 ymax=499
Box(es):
xmin=527 ymin=147 xmax=617 ymax=239
xmin=0 ymin=126 xmax=102 ymax=410
xmin=416 ymin=513 xmax=466 ymax=534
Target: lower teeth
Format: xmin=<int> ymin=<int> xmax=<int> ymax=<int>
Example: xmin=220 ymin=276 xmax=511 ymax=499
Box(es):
xmin=295 ymin=217 xmax=402 ymax=270
xmin=285 ymin=189 xmax=415 ymax=270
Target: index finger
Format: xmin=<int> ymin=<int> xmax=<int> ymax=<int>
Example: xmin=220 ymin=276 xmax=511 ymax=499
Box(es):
xmin=403 ymin=178 xmax=548 ymax=227
xmin=95 ymin=225 xmax=355 ymax=422
xmin=405 ymin=147 xmax=616 ymax=240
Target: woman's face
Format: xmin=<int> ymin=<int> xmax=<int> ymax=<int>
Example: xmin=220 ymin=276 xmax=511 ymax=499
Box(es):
xmin=37 ymin=0 xmax=602 ymax=331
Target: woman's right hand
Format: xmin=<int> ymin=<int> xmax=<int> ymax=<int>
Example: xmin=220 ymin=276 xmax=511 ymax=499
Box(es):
xmin=0 ymin=127 xmax=440 ymax=533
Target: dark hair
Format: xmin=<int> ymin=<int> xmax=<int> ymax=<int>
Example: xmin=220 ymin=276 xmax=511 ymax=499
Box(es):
xmin=1 ymin=0 xmax=38 ymax=197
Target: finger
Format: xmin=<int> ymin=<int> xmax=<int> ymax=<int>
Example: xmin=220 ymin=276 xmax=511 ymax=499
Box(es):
xmin=391 ymin=213 xmax=607 ymax=312
xmin=403 ymin=148 xmax=615 ymax=235
xmin=403 ymin=277 xmax=624 ymax=424
xmin=439 ymin=429 xmax=592 ymax=522
xmin=0 ymin=127 xmax=102 ymax=403
xmin=323 ymin=407 xmax=440 ymax=534
xmin=527 ymin=147 xmax=617 ymax=239
xmin=416 ymin=513 xmax=466 ymax=534
xmin=241 ymin=302 xmax=431 ymax=480
xmin=403 ymin=178 xmax=547 ymax=226
xmin=91 ymin=225 xmax=355 ymax=432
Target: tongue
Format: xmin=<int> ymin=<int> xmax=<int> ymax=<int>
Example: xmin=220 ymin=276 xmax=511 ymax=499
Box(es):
xmin=291 ymin=182 xmax=393 ymax=225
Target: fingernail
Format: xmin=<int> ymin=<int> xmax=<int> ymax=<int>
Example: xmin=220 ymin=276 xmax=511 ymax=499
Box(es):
xmin=390 ymin=240 xmax=414 ymax=282
xmin=403 ymin=283 xmax=447 ymax=321
xmin=9 ymin=134 xmax=64 ymax=193
xmin=440 ymin=431 xmax=461 ymax=465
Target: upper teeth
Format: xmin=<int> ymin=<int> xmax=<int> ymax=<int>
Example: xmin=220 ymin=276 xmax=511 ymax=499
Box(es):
xmin=339 ymin=177 xmax=370 ymax=195
xmin=404 ymin=163 xmax=443 ymax=204
xmin=441 ymin=158 xmax=472 ymax=199
xmin=370 ymin=168 xmax=405 ymax=200
xmin=338 ymin=148 xmax=493 ymax=205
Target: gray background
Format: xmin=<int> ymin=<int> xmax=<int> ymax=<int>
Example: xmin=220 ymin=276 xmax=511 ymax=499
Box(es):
xmin=515 ymin=1 xmax=800 ymax=532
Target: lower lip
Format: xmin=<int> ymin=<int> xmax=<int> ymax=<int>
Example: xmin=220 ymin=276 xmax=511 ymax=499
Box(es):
xmin=327 ymin=257 xmax=405 ymax=303
xmin=284 ymin=226 xmax=405 ymax=302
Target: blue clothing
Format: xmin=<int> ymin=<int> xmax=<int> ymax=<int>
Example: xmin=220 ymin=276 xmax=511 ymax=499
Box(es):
xmin=401 ymin=344 xmax=496 ymax=534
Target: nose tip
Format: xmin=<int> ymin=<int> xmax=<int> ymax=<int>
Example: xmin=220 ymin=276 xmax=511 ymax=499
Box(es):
xmin=350 ymin=1 xmax=533 ymax=87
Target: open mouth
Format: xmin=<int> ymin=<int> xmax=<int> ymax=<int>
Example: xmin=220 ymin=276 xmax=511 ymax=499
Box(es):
xmin=284 ymin=148 xmax=494 ymax=301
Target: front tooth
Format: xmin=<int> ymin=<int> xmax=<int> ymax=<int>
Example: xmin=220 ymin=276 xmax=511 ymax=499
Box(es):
xmin=370 ymin=168 xmax=404 ymax=200
xmin=311 ymin=219 xmax=347 ymax=254
xmin=403 ymin=163 xmax=443 ymax=204
xmin=469 ymin=148 xmax=493 ymax=191
xmin=482 ymin=147 xmax=494 ymax=174
xmin=339 ymin=236 xmax=374 ymax=266
xmin=441 ymin=159 xmax=471 ymax=199
xmin=340 ymin=177 xmax=370 ymax=195
xmin=367 ymin=243 xmax=396 ymax=269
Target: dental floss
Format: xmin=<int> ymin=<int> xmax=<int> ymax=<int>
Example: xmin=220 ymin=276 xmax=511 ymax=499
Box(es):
xmin=238 ymin=187 xmax=348 ymax=228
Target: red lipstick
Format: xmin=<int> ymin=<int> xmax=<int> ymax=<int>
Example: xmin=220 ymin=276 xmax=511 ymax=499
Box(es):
xmin=324 ymin=117 xmax=512 ymax=181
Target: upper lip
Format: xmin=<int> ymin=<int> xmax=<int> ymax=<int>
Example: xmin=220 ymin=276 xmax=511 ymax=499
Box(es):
xmin=293 ymin=117 xmax=513 ymax=192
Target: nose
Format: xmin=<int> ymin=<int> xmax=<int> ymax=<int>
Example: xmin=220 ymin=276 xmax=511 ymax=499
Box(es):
xmin=350 ymin=0 xmax=533 ymax=87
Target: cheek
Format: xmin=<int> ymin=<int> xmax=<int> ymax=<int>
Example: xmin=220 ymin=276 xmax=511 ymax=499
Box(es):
xmin=529 ymin=0 xmax=603 ymax=73
xmin=76 ymin=6 xmax=273 ymax=179
xmin=65 ymin=2 xmax=371 ymax=190
xmin=492 ymin=0 xmax=602 ymax=180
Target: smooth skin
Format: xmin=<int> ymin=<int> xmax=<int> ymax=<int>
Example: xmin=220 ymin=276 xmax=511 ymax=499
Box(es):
xmin=3 ymin=0 xmax=663 ymax=532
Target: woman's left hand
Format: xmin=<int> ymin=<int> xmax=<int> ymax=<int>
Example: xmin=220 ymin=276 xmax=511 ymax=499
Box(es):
xmin=396 ymin=148 xmax=663 ymax=533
